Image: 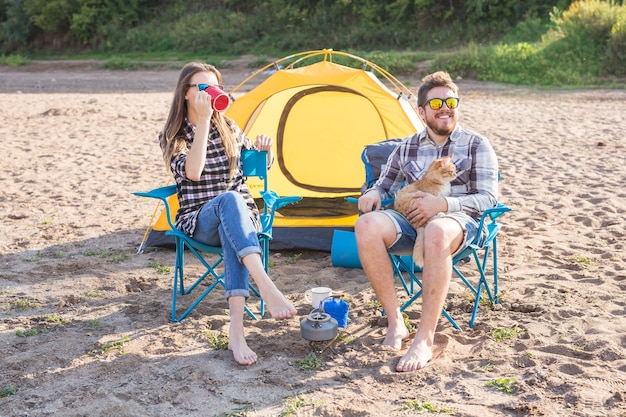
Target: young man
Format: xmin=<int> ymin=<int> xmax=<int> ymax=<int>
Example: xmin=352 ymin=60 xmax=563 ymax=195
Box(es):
xmin=355 ymin=71 xmax=499 ymax=372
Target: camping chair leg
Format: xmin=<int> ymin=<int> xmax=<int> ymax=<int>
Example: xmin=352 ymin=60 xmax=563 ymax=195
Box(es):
xmin=468 ymin=250 xmax=495 ymax=329
xmin=492 ymin=238 xmax=500 ymax=303
xmin=392 ymin=255 xmax=461 ymax=331
xmin=170 ymin=239 xmax=259 ymax=322
xmin=391 ymin=256 xmax=414 ymax=296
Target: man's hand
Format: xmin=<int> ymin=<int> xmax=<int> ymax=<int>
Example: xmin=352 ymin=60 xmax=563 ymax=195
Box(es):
xmin=358 ymin=189 xmax=382 ymax=213
xmin=406 ymin=191 xmax=446 ymax=228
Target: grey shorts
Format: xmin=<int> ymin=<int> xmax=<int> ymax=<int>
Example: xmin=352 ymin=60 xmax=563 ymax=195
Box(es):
xmin=381 ymin=210 xmax=487 ymax=257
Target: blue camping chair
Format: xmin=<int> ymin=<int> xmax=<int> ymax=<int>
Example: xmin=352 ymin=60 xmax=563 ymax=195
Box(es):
xmin=356 ymin=139 xmax=511 ymax=329
xmin=133 ymin=150 xmax=301 ymax=322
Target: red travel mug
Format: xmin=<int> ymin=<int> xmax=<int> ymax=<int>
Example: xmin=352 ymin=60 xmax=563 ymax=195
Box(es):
xmin=204 ymin=85 xmax=230 ymax=112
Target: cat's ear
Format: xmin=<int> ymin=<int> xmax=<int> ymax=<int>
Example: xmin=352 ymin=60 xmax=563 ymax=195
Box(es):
xmin=441 ymin=154 xmax=453 ymax=165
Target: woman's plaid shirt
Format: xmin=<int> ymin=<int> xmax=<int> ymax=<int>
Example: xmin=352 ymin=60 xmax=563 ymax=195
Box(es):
xmin=161 ymin=118 xmax=259 ymax=237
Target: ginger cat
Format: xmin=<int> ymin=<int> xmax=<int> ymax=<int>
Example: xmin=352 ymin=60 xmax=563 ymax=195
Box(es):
xmin=394 ymin=154 xmax=456 ymax=267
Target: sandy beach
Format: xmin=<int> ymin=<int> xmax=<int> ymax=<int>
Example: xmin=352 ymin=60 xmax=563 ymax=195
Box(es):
xmin=0 ymin=59 xmax=625 ymax=416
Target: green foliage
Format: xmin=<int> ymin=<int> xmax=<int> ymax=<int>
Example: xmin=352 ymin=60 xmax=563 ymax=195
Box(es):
xmin=2 ymin=0 xmax=623 ymax=87
xmin=204 ymin=331 xmax=229 ymax=350
xmin=0 ymin=54 xmax=30 ymax=68
xmin=0 ymin=385 xmax=17 ymax=398
xmin=484 ymin=377 xmax=519 ymax=394
xmin=280 ymin=394 xmax=320 ymax=416
xmin=291 ymin=352 xmax=323 ymax=372
xmin=2 ymin=0 xmax=578 ymax=54
xmin=88 ymin=335 xmax=130 ymax=357
xmin=490 ymin=327 xmax=524 ymax=342
xmin=433 ymin=0 xmax=626 ymax=86
xmin=1 ymin=0 xmax=32 ymax=51
xmin=16 ymin=327 xmax=48 ymax=337
xmin=402 ymin=400 xmax=452 ymax=413
xmin=23 ymin=0 xmax=75 ymax=33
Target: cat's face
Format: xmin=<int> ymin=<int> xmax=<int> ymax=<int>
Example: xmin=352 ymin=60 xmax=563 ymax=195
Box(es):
xmin=437 ymin=156 xmax=457 ymax=181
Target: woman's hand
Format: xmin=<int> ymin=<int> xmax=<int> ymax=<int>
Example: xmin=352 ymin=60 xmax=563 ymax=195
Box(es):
xmin=194 ymin=89 xmax=214 ymax=124
xmin=254 ymin=134 xmax=274 ymax=167
xmin=254 ymin=134 xmax=272 ymax=151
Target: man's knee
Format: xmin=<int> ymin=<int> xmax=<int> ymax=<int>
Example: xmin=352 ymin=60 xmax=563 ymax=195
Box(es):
xmin=424 ymin=219 xmax=463 ymax=252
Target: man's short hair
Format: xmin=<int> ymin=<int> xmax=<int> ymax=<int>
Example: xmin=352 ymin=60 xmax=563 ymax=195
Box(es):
xmin=417 ymin=71 xmax=459 ymax=107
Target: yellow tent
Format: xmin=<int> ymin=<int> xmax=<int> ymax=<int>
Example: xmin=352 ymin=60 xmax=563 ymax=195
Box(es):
xmin=141 ymin=50 xmax=423 ymax=251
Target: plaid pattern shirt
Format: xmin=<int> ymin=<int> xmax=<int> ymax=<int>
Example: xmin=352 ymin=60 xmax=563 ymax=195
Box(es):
xmin=370 ymin=125 xmax=499 ymax=219
xmin=161 ymin=118 xmax=259 ymax=237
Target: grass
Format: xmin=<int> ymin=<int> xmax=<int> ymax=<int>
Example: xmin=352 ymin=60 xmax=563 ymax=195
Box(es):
xmin=291 ymin=352 xmax=323 ymax=372
xmin=280 ymin=394 xmax=321 ymax=416
xmin=204 ymin=331 xmax=229 ymax=350
xmin=572 ymin=255 xmax=596 ymax=268
xmin=489 ymin=327 xmax=524 ymax=342
xmin=284 ymin=253 xmax=303 ymax=264
xmin=474 ymin=363 xmax=495 ymax=372
xmin=0 ymin=385 xmax=17 ymax=398
xmin=401 ymin=400 xmax=452 ymax=413
xmin=86 ymin=319 xmax=103 ymax=330
xmin=147 ymin=260 xmax=171 ymax=274
xmin=0 ymin=54 xmax=30 ymax=67
xmin=83 ymin=248 xmax=131 ymax=264
xmin=484 ymin=377 xmax=519 ymax=394
xmin=3 ymin=299 xmax=38 ymax=312
xmin=16 ymin=328 xmax=48 ymax=337
xmin=83 ymin=289 xmax=104 ymax=298
xmin=88 ymin=336 xmax=131 ymax=357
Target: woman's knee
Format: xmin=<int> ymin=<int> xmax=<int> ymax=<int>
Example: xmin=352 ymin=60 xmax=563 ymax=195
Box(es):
xmin=220 ymin=190 xmax=245 ymax=206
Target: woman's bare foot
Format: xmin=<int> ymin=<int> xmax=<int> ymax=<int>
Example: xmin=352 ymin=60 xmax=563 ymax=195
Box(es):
xmin=228 ymin=328 xmax=257 ymax=365
xmin=260 ymin=287 xmax=296 ymax=319
xmin=396 ymin=337 xmax=433 ymax=372
xmin=382 ymin=321 xmax=411 ymax=350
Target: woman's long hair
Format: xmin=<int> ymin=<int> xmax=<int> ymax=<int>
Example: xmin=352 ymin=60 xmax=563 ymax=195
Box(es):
xmin=160 ymin=62 xmax=238 ymax=178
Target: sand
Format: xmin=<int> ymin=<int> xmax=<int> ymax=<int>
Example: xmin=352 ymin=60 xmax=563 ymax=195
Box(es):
xmin=0 ymin=59 xmax=625 ymax=417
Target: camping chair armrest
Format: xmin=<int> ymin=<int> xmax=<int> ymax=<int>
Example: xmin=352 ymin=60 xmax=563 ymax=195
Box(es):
xmin=345 ymin=196 xmax=394 ymax=209
xmin=261 ymin=191 xmax=302 ymax=212
xmin=259 ymin=190 xmax=302 ymax=234
xmin=477 ymin=203 xmax=512 ymax=230
xmin=132 ymin=185 xmax=178 ymax=231
xmin=471 ymin=202 xmax=512 ymax=246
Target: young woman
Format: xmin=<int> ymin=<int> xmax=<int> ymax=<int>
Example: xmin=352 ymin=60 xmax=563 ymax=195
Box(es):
xmin=159 ymin=62 xmax=296 ymax=365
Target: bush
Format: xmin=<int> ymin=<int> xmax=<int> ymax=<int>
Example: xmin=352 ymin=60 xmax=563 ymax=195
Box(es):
xmin=605 ymin=6 xmax=626 ymax=74
xmin=432 ymin=0 xmax=626 ymax=86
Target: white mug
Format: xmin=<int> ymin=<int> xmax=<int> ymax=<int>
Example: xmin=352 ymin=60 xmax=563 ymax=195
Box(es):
xmin=304 ymin=287 xmax=332 ymax=309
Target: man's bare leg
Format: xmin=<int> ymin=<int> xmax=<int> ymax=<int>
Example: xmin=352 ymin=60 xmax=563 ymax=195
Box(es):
xmin=396 ymin=218 xmax=462 ymax=372
xmin=355 ymin=212 xmax=410 ymax=350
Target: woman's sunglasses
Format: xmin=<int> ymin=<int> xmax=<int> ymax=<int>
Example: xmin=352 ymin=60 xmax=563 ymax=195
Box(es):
xmin=187 ymin=83 xmax=224 ymax=91
xmin=423 ymin=97 xmax=460 ymax=110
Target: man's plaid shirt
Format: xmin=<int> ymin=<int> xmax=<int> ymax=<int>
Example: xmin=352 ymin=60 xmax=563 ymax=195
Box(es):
xmin=369 ymin=125 xmax=499 ymax=219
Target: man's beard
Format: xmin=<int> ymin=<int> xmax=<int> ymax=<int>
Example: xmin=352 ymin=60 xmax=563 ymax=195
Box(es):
xmin=426 ymin=115 xmax=456 ymax=137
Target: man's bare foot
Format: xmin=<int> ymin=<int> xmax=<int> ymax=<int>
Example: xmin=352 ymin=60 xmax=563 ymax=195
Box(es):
xmin=228 ymin=333 xmax=258 ymax=365
xmin=382 ymin=322 xmax=411 ymax=350
xmin=262 ymin=289 xmax=297 ymax=319
xmin=396 ymin=338 xmax=433 ymax=372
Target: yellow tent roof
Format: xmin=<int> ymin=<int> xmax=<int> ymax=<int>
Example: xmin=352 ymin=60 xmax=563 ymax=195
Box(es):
xmin=226 ymin=52 xmax=423 ymax=200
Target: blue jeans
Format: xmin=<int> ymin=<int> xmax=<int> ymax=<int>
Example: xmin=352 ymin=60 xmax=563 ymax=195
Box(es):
xmin=191 ymin=191 xmax=261 ymax=299
xmin=381 ymin=210 xmax=486 ymax=256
